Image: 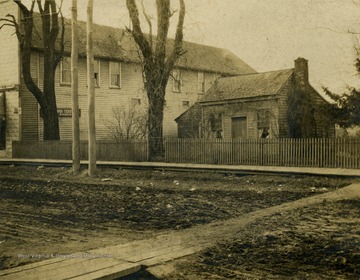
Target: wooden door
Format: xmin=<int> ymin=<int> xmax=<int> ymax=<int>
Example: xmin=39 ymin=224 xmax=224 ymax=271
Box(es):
xmin=232 ymin=117 xmax=247 ymax=138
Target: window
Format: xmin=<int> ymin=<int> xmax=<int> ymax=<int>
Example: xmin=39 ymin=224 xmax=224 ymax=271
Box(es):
xmin=60 ymin=57 xmax=71 ymax=85
xmin=210 ymin=73 xmax=217 ymax=86
xmin=86 ymin=59 xmax=100 ymax=87
xmin=232 ymin=116 xmax=247 ymax=138
xmin=173 ymin=69 xmax=182 ymax=92
xmin=182 ymin=100 xmax=190 ymax=107
xmin=198 ymin=72 xmax=205 ymax=93
xmin=109 ymin=61 xmax=121 ymax=88
xmin=209 ymin=113 xmax=222 ymax=131
xmin=94 ymin=59 xmax=100 ymax=87
xmin=257 ymin=110 xmax=271 ymax=129
xmin=131 ymin=98 xmax=141 ymax=106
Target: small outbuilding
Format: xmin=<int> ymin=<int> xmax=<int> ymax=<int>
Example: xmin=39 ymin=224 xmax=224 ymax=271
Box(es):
xmin=176 ymin=58 xmax=335 ymax=139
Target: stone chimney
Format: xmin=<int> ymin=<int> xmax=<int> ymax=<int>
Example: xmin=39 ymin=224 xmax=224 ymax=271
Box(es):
xmin=294 ymin=57 xmax=309 ymax=91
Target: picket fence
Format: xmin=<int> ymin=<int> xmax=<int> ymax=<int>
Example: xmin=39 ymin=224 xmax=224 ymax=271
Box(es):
xmin=12 ymin=138 xmax=360 ymax=169
xmin=164 ymin=138 xmax=360 ymax=169
xmin=12 ymin=140 xmax=148 ymax=162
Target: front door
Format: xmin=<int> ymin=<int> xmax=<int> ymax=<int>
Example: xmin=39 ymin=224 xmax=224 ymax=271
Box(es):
xmin=232 ymin=116 xmax=247 ymax=138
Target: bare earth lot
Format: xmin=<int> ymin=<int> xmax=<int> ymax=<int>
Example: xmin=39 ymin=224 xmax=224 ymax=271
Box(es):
xmin=0 ymin=165 xmax=359 ymax=279
xmin=168 ymin=198 xmax=360 ymax=280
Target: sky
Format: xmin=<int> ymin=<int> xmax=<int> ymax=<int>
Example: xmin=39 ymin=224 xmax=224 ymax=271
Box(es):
xmin=24 ymin=0 xmax=360 ymax=96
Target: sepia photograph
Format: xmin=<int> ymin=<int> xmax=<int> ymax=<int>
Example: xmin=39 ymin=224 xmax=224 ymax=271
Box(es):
xmin=0 ymin=0 xmax=359 ymax=279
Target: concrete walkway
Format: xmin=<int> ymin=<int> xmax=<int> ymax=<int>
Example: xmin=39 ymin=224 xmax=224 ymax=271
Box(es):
xmin=0 ymin=183 xmax=359 ymax=280
xmin=0 ymin=158 xmax=359 ymax=177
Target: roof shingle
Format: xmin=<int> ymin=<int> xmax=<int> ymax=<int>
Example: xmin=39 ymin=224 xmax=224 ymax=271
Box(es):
xmin=199 ymin=69 xmax=294 ymax=103
xmin=30 ymin=13 xmax=256 ymax=75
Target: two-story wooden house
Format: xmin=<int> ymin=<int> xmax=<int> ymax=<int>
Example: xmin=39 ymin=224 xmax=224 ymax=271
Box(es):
xmin=0 ymin=1 xmax=256 ymax=156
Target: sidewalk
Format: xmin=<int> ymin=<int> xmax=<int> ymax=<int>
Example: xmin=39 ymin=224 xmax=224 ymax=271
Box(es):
xmin=0 ymin=158 xmax=359 ymax=177
xmin=0 ymin=183 xmax=359 ymax=280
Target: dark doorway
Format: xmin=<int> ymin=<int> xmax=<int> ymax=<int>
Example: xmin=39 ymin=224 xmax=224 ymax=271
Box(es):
xmin=232 ymin=116 xmax=247 ymax=138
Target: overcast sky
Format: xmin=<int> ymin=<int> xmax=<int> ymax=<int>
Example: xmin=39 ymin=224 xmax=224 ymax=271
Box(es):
xmin=26 ymin=0 xmax=360 ymax=95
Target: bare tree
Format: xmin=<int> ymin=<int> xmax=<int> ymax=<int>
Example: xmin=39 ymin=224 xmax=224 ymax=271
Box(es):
xmin=103 ymin=106 xmax=147 ymax=141
xmin=126 ymin=0 xmax=185 ymax=161
xmin=0 ymin=0 xmax=65 ymax=140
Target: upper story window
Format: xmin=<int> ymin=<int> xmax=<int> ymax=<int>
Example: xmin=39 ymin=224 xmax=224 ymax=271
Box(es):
xmin=182 ymin=100 xmax=190 ymax=107
xmin=94 ymin=59 xmax=100 ymax=87
xmin=60 ymin=57 xmax=71 ymax=85
xmin=109 ymin=61 xmax=121 ymax=88
xmin=86 ymin=59 xmax=100 ymax=87
xmin=131 ymin=98 xmax=141 ymax=106
xmin=173 ymin=69 xmax=182 ymax=92
xmin=198 ymin=72 xmax=205 ymax=93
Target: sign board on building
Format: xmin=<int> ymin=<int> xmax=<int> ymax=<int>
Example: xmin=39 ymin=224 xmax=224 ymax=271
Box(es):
xmin=39 ymin=108 xmax=81 ymax=118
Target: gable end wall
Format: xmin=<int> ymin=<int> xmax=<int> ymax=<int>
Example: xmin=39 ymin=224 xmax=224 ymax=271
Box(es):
xmin=277 ymin=77 xmax=294 ymax=138
xmin=277 ymin=75 xmax=335 ymax=138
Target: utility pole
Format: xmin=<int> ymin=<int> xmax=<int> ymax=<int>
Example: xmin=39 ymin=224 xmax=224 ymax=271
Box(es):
xmin=87 ymin=0 xmax=96 ymax=175
xmin=71 ymin=0 xmax=80 ymax=174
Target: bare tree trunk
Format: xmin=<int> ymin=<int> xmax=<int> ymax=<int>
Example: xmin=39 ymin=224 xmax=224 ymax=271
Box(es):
xmin=71 ymin=0 xmax=80 ymax=173
xmin=41 ymin=101 xmax=60 ymax=140
xmin=147 ymin=86 xmax=165 ymax=160
xmin=1 ymin=0 xmax=64 ymax=140
xmin=126 ymin=0 xmax=185 ymax=161
xmin=41 ymin=66 xmax=60 ymax=140
xmin=87 ymin=0 xmax=96 ymax=175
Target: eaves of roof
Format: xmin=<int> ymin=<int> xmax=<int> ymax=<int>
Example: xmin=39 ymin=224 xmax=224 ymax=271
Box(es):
xmin=30 ymin=13 xmax=256 ymax=76
xmin=199 ymin=68 xmax=294 ymax=103
xmin=199 ymin=94 xmax=279 ymax=106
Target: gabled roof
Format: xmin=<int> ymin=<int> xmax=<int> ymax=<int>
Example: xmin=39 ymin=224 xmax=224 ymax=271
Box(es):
xmin=199 ymin=69 xmax=294 ymax=103
xmin=175 ymin=102 xmax=201 ymax=122
xmin=30 ymin=13 xmax=256 ymax=76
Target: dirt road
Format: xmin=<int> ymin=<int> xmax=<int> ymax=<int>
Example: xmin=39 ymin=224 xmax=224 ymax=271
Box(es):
xmin=0 ymin=165 xmax=358 ymax=279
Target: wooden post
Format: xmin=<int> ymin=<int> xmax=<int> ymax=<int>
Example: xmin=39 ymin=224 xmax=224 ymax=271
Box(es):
xmin=71 ymin=0 xmax=80 ymax=174
xmin=87 ymin=0 xmax=96 ymax=175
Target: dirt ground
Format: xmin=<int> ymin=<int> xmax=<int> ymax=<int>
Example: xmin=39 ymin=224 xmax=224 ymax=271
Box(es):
xmin=166 ymin=198 xmax=360 ymax=280
xmin=0 ymin=164 xmax=359 ymax=279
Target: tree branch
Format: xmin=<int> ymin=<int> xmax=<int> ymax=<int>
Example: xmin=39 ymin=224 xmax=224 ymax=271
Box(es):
xmin=55 ymin=7 xmax=65 ymax=68
xmin=38 ymin=0 xmax=50 ymax=40
xmin=0 ymin=16 xmax=17 ymax=32
xmin=49 ymin=0 xmax=59 ymax=45
xmin=164 ymin=0 xmax=185 ymax=79
xmin=36 ymin=0 xmax=43 ymax=13
xmin=140 ymin=0 xmax=153 ymax=51
xmin=155 ymin=0 xmax=171 ymax=63
xmin=0 ymin=22 xmax=14 ymax=29
xmin=323 ymin=87 xmax=341 ymax=103
xmin=13 ymin=0 xmax=43 ymax=103
xmin=126 ymin=0 xmax=152 ymax=61
xmin=14 ymin=0 xmax=32 ymax=15
xmin=56 ymin=0 xmax=64 ymax=12
xmin=0 ymin=14 xmax=16 ymax=23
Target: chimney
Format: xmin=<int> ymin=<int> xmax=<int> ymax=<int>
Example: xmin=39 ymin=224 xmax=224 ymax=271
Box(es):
xmin=294 ymin=57 xmax=309 ymax=91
